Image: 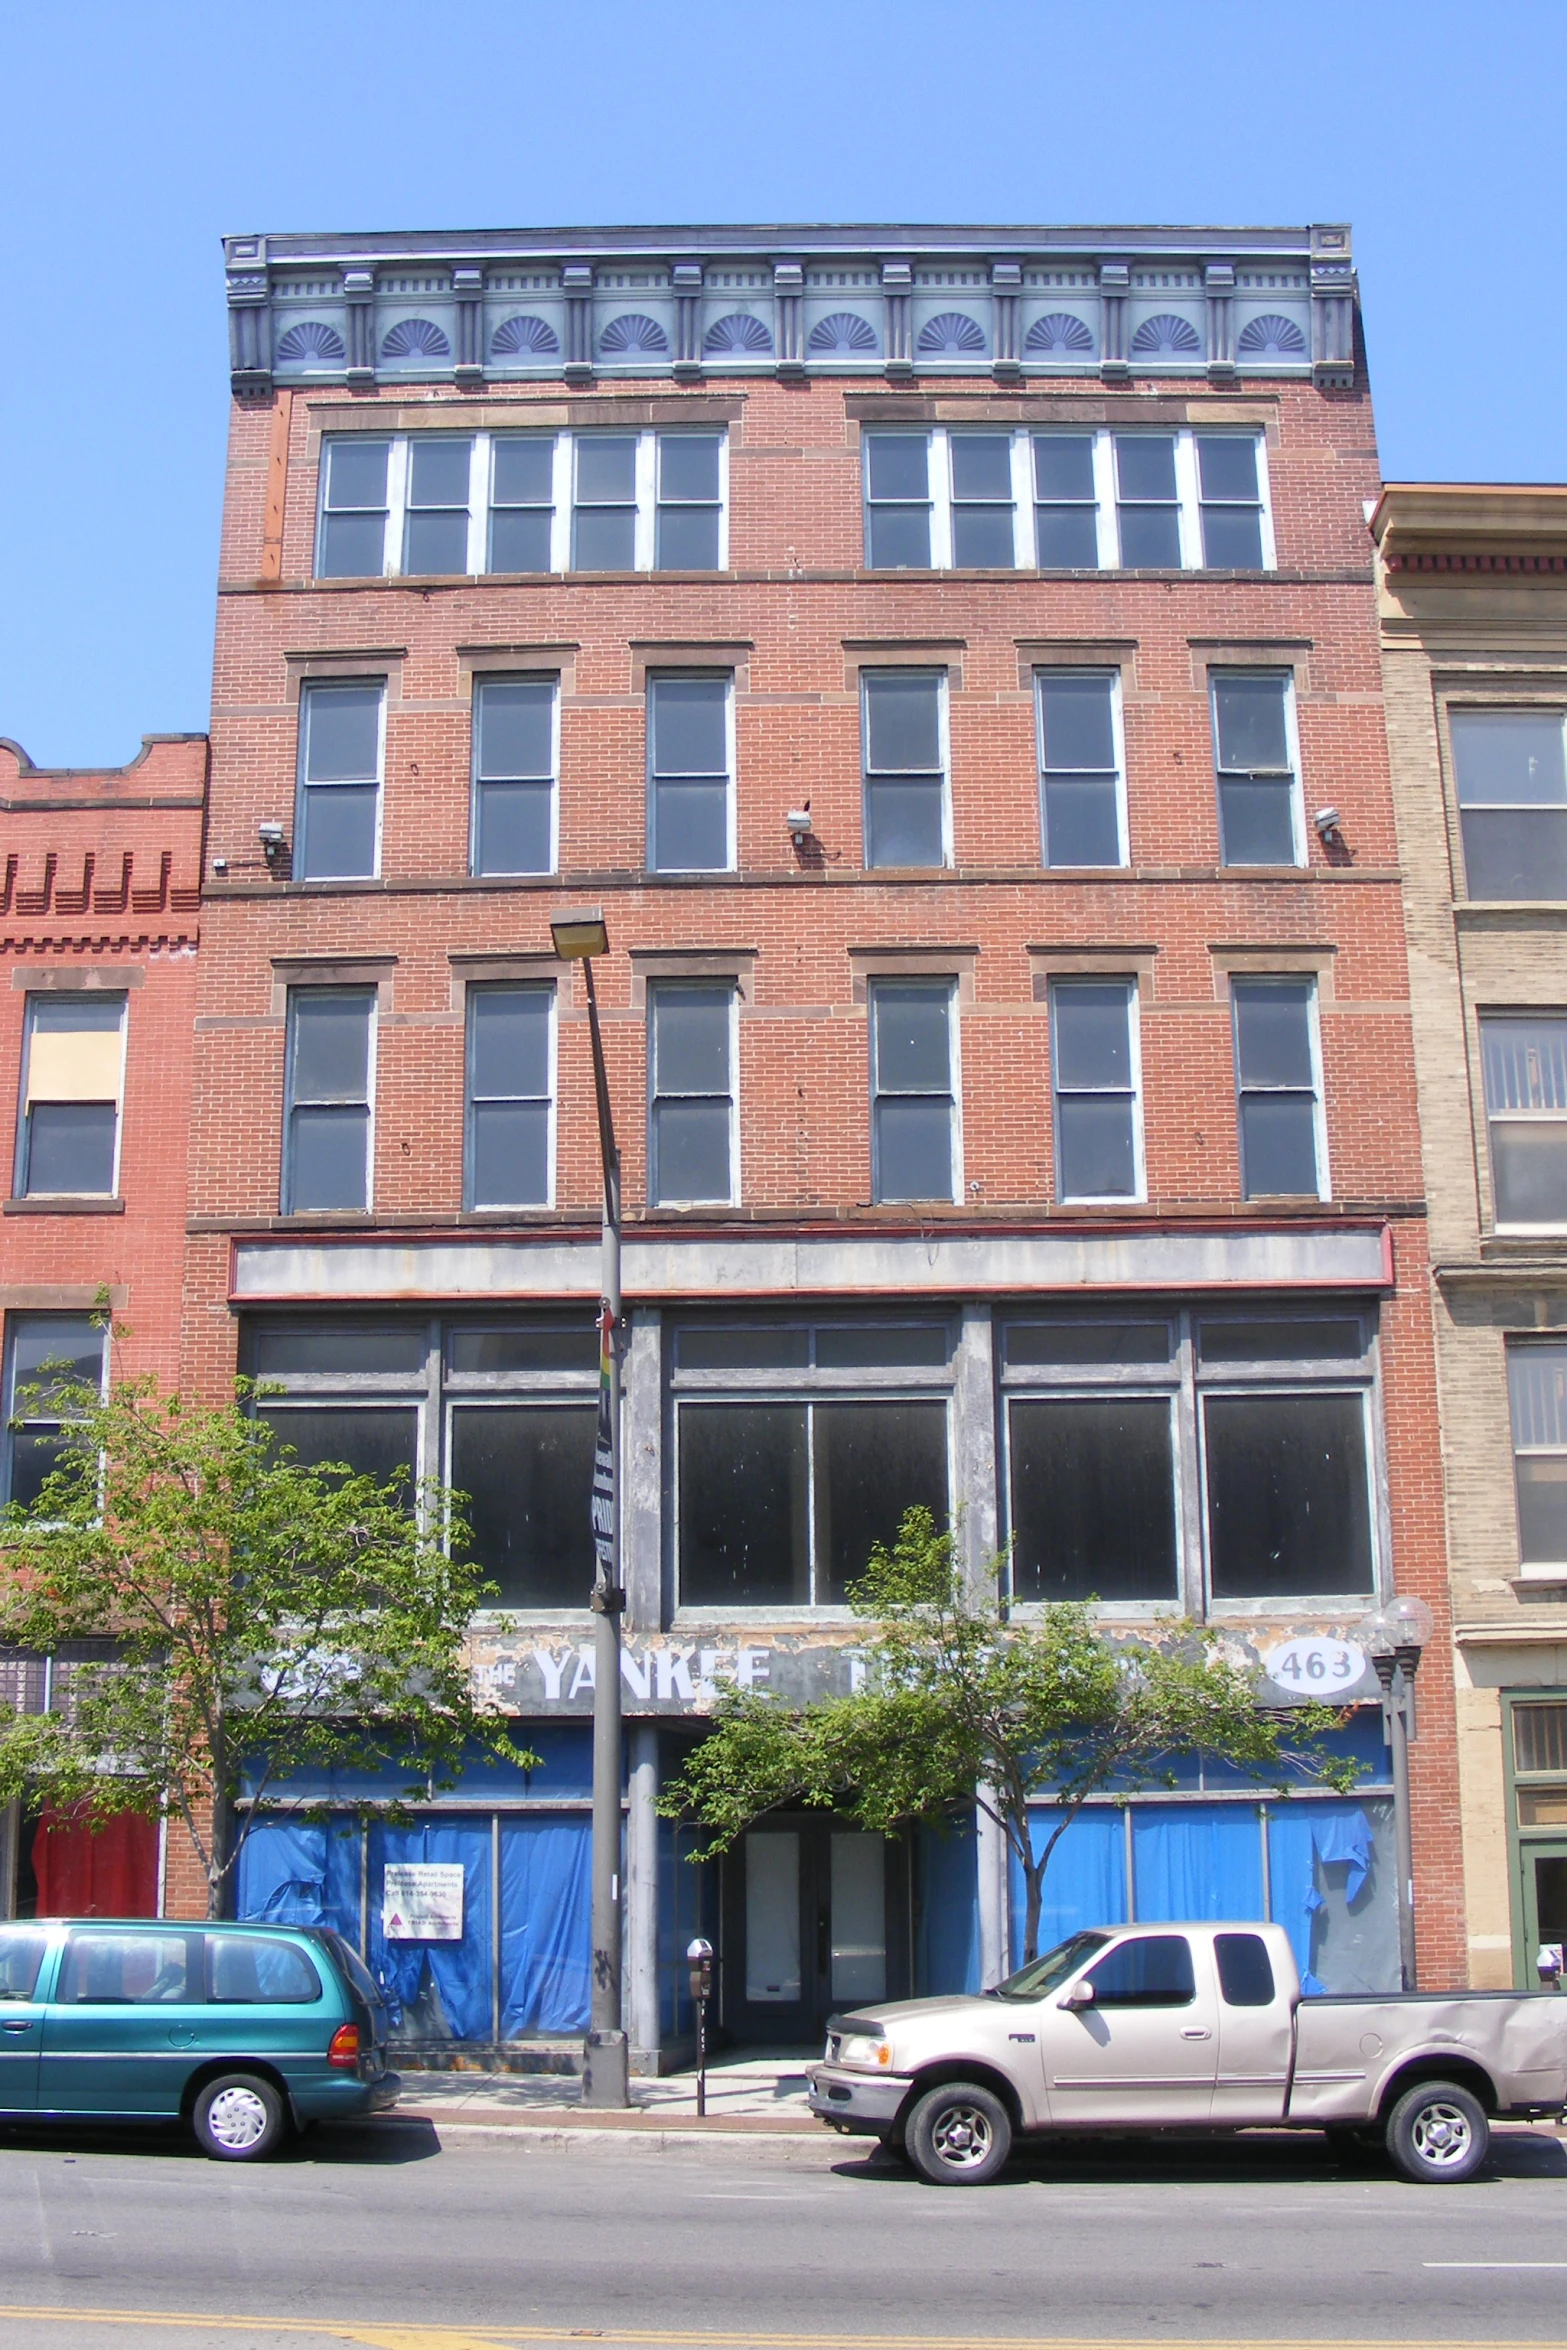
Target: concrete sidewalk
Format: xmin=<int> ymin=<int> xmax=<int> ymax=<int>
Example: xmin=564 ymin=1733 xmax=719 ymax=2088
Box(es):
xmin=397 ymin=2048 xmax=824 ymax=2133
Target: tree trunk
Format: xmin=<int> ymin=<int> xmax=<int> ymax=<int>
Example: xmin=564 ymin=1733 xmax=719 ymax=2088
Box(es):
xmin=1021 ymin=1856 xmax=1044 ymax=1967
xmin=207 ymin=1785 xmax=231 ymax=1920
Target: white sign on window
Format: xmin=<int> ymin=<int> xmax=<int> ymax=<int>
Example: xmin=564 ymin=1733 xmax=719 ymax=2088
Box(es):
xmin=382 ymin=1862 xmax=465 ymax=1941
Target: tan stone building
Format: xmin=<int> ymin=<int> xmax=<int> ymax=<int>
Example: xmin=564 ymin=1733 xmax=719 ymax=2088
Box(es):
xmin=1374 ymin=484 xmax=1567 ymax=1985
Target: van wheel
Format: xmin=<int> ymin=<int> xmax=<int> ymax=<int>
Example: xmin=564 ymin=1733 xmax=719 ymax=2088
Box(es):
xmin=1385 ymin=2080 xmax=1489 ymax=2184
xmin=907 ymin=2081 xmax=1012 ymax=2186
xmin=192 ymin=2073 xmax=286 ymax=2162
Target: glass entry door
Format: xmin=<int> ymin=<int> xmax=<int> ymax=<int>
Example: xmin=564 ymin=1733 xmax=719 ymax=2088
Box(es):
xmin=1521 ymin=1838 xmax=1567 ymax=1982
xmin=724 ymin=1817 xmax=906 ymax=2043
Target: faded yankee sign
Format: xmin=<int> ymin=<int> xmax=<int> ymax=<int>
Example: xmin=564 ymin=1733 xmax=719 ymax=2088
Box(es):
xmin=382 ymin=1861 xmax=465 ymax=1941
xmin=469 ymin=1632 xmax=870 ymax=1715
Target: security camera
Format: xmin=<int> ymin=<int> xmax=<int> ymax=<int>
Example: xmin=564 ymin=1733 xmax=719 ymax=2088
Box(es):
xmin=785 ymin=803 xmax=812 ymax=843
xmin=1313 ymin=806 xmax=1342 ymax=841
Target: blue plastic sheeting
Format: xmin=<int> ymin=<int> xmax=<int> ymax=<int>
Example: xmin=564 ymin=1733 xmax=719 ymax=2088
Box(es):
xmin=369 ymin=1818 xmax=495 ymax=2042
xmin=1132 ymin=1803 xmax=1265 ymax=1923
xmin=499 ymin=1815 xmax=591 ymax=2036
xmin=1010 ymin=1807 xmax=1128 ymax=1957
xmin=239 ymin=1724 xmax=597 ymax=1805
xmin=236 ymin=1817 xmax=362 ymax=1943
xmin=658 ymin=1818 xmax=706 ymax=2037
xmin=1030 ymin=1709 xmax=1392 ymax=1799
xmin=1267 ymin=1798 xmax=1398 ymax=1996
xmin=916 ymin=1821 xmax=979 ymax=1995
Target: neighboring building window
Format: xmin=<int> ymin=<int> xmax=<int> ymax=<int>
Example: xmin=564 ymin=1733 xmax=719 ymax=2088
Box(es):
xmin=16 ymin=993 xmax=125 ymax=1197
xmin=648 ymin=984 xmax=736 ymax=1206
xmin=672 ymin=1320 xmax=953 ymax=1608
xmin=1508 ymin=1344 xmax=1567 ymax=1574
xmin=471 ymin=675 xmax=556 ymax=876
xmin=862 ymin=426 xmax=1268 ymax=573
xmin=1051 ymin=979 xmax=1141 ymax=1201
xmin=295 ymin=680 xmax=383 ymax=881
xmin=1037 ymin=671 xmax=1125 ymax=867
xmin=2 ymin=1313 xmax=106 ymax=1510
xmin=283 ymin=989 xmax=374 ymax=1214
xmin=869 ymin=981 xmax=957 ymax=1203
xmin=1232 ymin=979 xmax=1325 ymax=1199
xmin=1450 ymin=709 xmax=1567 ymax=901
xmin=862 ymin=672 xmax=948 ymax=868
xmin=647 ymin=675 xmax=733 ymax=872
xmin=466 ymin=986 xmax=552 ymax=1210
xmin=1212 ymin=672 xmax=1301 ymax=866
xmin=315 ymin=428 xmax=725 ymax=578
xmin=1482 ymin=1015 xmax=1567 ymax=1229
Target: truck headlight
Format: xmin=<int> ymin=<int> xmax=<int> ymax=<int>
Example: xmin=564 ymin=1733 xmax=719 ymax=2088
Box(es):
xmin=837 ymin=2032 xmax=893 ymax=2070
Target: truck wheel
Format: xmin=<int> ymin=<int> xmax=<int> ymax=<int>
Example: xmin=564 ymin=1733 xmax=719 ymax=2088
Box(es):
xmin=1385 ymin=2080 xmax=1489 ymax=2184
xmin=907 ymin=2081 xmax=1012 ymax=2186
xmin=192 ymin=2072 xmax=287 ymax=2162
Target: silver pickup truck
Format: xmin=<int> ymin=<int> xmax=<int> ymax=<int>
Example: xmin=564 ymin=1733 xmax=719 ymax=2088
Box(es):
xmin=808 ymin=1921 xmax=1567 ymax=2186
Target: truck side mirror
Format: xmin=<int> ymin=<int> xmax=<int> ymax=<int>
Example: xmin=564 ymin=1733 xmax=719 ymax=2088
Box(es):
xmin=1061 ymin=1978 xmax=1096 ymax=2010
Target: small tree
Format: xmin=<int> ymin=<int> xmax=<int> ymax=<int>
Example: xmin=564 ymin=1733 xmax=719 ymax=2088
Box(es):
xmin=0 ymin=1371 xmax=527 ymax=1917
xmin=661 ymin=1507 xmax=1360 ymax=1964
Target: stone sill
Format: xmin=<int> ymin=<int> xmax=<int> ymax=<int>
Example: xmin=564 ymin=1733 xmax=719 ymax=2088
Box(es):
xmin=3 ymin=1196 xmax=124 ymax=1216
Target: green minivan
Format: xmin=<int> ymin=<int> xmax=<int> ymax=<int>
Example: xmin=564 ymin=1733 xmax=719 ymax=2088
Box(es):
xmin=0 ymin=1916 xmax=400 ymax=2159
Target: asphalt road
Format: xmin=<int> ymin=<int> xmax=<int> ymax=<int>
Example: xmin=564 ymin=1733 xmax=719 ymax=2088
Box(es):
xmin=0 ymin=2116 xmax=1565 ymax=2350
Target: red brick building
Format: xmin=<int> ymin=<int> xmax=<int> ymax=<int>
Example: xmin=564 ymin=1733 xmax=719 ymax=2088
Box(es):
xmin=168 ymin=220 xmax=1464 ymax=2056
xmin=0 ymin=732 xmax=206 ymax=1917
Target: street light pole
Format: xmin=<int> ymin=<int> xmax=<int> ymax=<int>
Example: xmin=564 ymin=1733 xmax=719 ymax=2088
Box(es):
xmin=552 ymin=909 xmax=629 ymax=2109
xmin=1361 ymin=1595 xmax=1434 ymax=1994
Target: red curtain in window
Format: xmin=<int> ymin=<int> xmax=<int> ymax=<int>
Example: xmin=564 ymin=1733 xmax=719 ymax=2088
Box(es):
xmin=32 ymin=1807 xmax=159 ymax=1917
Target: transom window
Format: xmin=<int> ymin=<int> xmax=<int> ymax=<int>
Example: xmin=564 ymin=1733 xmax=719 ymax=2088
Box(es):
xmin=1037 ymin=671 xmax=1126 ymax=867
xmin=1449 ymin=709 xmax=1567 ymax=901
xmin=1211 ymin=672 xmax=1302 ymax=867
xmin=1482 ymin=1015 xmax=1567 ymax=1230
xmin=315 ymin=430 xmax=727 ymax=578
xmin=862 ymin=428 xmax=1270 ymax=573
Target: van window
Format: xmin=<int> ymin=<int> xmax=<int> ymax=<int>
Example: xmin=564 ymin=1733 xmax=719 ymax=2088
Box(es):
xmin=58 ymin=1932 xmax=194 ymax=2004
xmin=0 ymin=1925 xmax=47 ymax=2000
xmin=1087 ymin=1935 xmax=1195 ymax=2008
xmin=206 ymin=1934 xmax=322 ymax=2005
xmin=1215 ymin=1931 xmax=1276 ymax=2006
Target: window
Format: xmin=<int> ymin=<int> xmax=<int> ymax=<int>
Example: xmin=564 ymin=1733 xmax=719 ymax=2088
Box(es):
xmin=649 ymin=984 xmax=736 ymax=1205
xmin=262 ymin=1406 xmax=418 ymax=1485
xmin=207 ymin=1936 xmax=322 ymax=2004
xmin=1212 ymin=673 xmax=1301 ymax=867
xmin=2 ymin=1313 xmax=105 ymax=1510
xmin=1482 ymin=1016 xmax=1567 ymax=1228
xmin=16 ymin=993 xmax=124 ymax=1196
xmin=471 ymin=676 xmax=556 ymax=876
xmin=0 ymin=1925 xmax=47 ymax=2001
xmin=1086 ymin=1935 xmax=1195 ymax=2007
xmin=58 ymin=1932 xmax=194 ymax=2005
xmin=870 ymin=981 xmax=957 ymax=1203
xmin=1507 ymin=1345 xmax=1567 ymax=1573
xmin=1009 ymin=1396 xmax=1177 ymax=1603
xmin=862 ymin=672 xmax=948 ymax=868
xmin=1451 ymin=710 xmax=1567 ymax=901
xmin=283 ymin=989 xmax=374 ymax=1214
xmin=1232 ymin=979 xmax=1324 ymax=1198
xmin=862 ymin=427 xmax=1270 ymax=573
xmin=1051 ymin=980 xmax=1141 ymax=1201
xmin=1215 ymin=1932 xmax=1275 ymax=2006
xmin=648 ymin=676 xmax=733 ymax=872
xmin=466 ymin=986 xmax=552 ymax=1209
xmin=296 ymin=681 xmax=383 ymax=881
xmin=1037 ymin=672 xmax=1125 ymax=867
xmin=1203 ymin=1391 xmax=1373 ymax=1600
xmin=449 ymin=1405 xmax=597 ymax=1606
xmin=316 ymin=428 xmax=724 ymax=578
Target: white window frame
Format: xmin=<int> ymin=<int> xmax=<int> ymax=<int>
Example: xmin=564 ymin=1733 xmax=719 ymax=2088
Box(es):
xmin=464 ymin=982 xmax=557 ymax=1213
xmin=316 ymin=428 xmax=729 ymax=579
xmin=1209 ymin=668 xmax=1306 ymax=870
xmin=860 ymin=669 xmax=953 ymax=871
xmin=647 ymin=979 xmax=740 ymax=1208
xmin=1507 ymin=1339 xmax=1567 ymax=1578
xmin=1230 ymin=975 xmax=1329 ymax=1203
xmin=867 ymin=976 xmax=962 ymax=1205
xmin=646 ymin=673 xmax=737 ymax=876
xmin=1034 ymin=668 xmax=1129 ymax=869
xmin=15 ymin=992 xmax=127 ymax=1200
xmin=282 ymin=987 xmax=377 ymax=1217
xmin=1 ymin=1310 xmax=110 ymax=1515
xmin=1049 ymin=975 xmax=1146 ymax=1205
xmin=1481 ymin=1012 xmax=1567 ymax=1235
xmin=469 ymin=673 xmax=560 ymax=878
xmin=294 ymin=679 xmax=386 ymax=884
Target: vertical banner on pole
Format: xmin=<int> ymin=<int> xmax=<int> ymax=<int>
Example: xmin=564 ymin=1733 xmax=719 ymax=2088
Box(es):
xmin=591 ymin=1299 xmax=615 ymax=1598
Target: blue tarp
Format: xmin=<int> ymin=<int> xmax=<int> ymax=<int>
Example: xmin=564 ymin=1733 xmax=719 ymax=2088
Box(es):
xmin=1267 ymin=1799 xmax=1394 ymax=1995
xmin=916 ymin=1820 xmax=980 ymax=1995
xmin=1010 ymin=1806 xmax=1128 ymax=1956
xmin=236 ymin=1817 xmax=362 ymax=1943
xmin=499 ymin=1816 xmax=591 ymax=2036
xmin=1132 ymin=1802 xmax=1265 ymax=1923
xmin=658 ymin=1817 xmax=706 ymax=2037
xmin=367 ymin=1817 xmax=495 ymax=2042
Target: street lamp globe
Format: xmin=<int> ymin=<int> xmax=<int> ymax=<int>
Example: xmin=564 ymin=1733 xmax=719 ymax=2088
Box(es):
xmin=1385 ymin=1594 xmax=1434 ymax=1655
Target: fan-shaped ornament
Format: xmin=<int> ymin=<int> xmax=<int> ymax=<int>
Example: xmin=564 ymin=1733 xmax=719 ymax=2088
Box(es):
xmin=1024 ymin=310 xmax=1095 ymax=356
xmin=807 ymin=310 xmax=879 ymax=355
xmin=916 ymin=310 xmax=987 ymax=355
xmin=491 ymin=313 xmax=560 ymax=359
xmin=598 ymin=312 xmax=669 ymax=356
xmin=703 ymin=311 xmax=773 ymax=356
xmin=274 ymin=320 xmax=347 ymax=365
xmin=381 ymin=318 xmax=451 ymax=361
xmin=1130 ymin=312 xmax=1202 ymax=357
xmin=1237 ymin=311 xmax=1307 ymax=357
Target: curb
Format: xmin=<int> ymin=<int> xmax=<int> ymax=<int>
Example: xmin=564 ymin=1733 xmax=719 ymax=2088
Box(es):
xmin=392 ymin=2111 xmax=828 ymax=2146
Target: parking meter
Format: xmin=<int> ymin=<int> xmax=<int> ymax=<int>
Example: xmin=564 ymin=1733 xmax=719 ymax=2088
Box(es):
xmin=686 ymin=1937 xmax=714 ymax=2116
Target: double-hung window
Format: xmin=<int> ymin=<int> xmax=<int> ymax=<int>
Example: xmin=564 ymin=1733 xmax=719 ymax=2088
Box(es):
xmin=403 ymin=438 xmax=473 ymax=574
xmin=948 ymin=433 xmax=1020 ymax=565
xmin=573 ymin=434 xmax=638 ymax=569
xmin=1232 ymin=979 xmax=1325 ymax=1199
xmin=296 ymin=681 xmax=383 ymax=881
xmin=1482 ymin=1015 xmax=1567 ymax=1229
xmin=648 ymin=984 xmax=737 ymax=1206
xmin=471 ymin=675 xmax=556 ymax=876
xmin=1508 ymin=1343 xmax=1567 ymax=1575
xmin=648 ymin=676 xmax=733 ymax=872
xmin=862 ymin=672 xmax=948 ymax=868
xmin=1450 ymin=709 xmax=1567 ymax=901
xmin=1037 ymin=671 xmax=1125 ymax=867
xmin=655 ymin=435 xmax=723 ymax=567
xmin=1196 ymin=434 xmax=1267 ymax=568
xmin=16 ymin=992 xmax=125 ymax=1196
xmin=1114 ymin=434 xmax=1184 ymax=566
xmin=1212 ymin=672 xmax=1301 ymax=866
xmin=869 ymin=981 xmax=957 ymax=1204
xmin=1051 ymin=980 xmax=1141 ymax=1202
xmin=317 ymin=439 xmax=392 ymax=577
xmin=283 ymin=989 xmax=374 ymax=1214
xmin=2 ymin=1312 xmax=106 ymax=1511
xmin=863 ymin=433 xmax=934 ymax=567
xmin=488 ymin=435 xmax=556 ymax=572
xmin=1033 ymin=433 xmax=1101 ymax=567
xmin=466 ymin=986 xmax=552 ymax=1210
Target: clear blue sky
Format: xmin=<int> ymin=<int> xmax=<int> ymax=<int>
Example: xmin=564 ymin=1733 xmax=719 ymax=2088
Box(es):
xmin=3 ymin=0 xmax=1562 ymax=769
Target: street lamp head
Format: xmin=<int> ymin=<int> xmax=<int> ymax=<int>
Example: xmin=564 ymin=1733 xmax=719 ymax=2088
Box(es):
xmin=550 ymin=907 xmax=609 ymax=960
xmin=1358 ymin=1594 xmax=1434 ymax=1660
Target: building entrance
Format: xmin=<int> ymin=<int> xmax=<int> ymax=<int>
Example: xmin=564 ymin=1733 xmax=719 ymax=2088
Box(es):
xmin=723 ymin=1817 xmax=907 ymax=2044
xmin=1521 ymin=1839 xmax=1567 ymax=1976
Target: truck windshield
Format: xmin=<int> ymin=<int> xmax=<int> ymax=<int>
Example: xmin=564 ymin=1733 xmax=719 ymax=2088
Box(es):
xmin=989 ymin=1931 xmax=1110 ymax=2002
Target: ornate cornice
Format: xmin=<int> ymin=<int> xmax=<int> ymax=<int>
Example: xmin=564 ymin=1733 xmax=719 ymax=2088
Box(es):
xmin=223 ymin=221 xmax=1354 ymax=400
xmin=1372 ymin=483 xmax=1567 ymax=577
